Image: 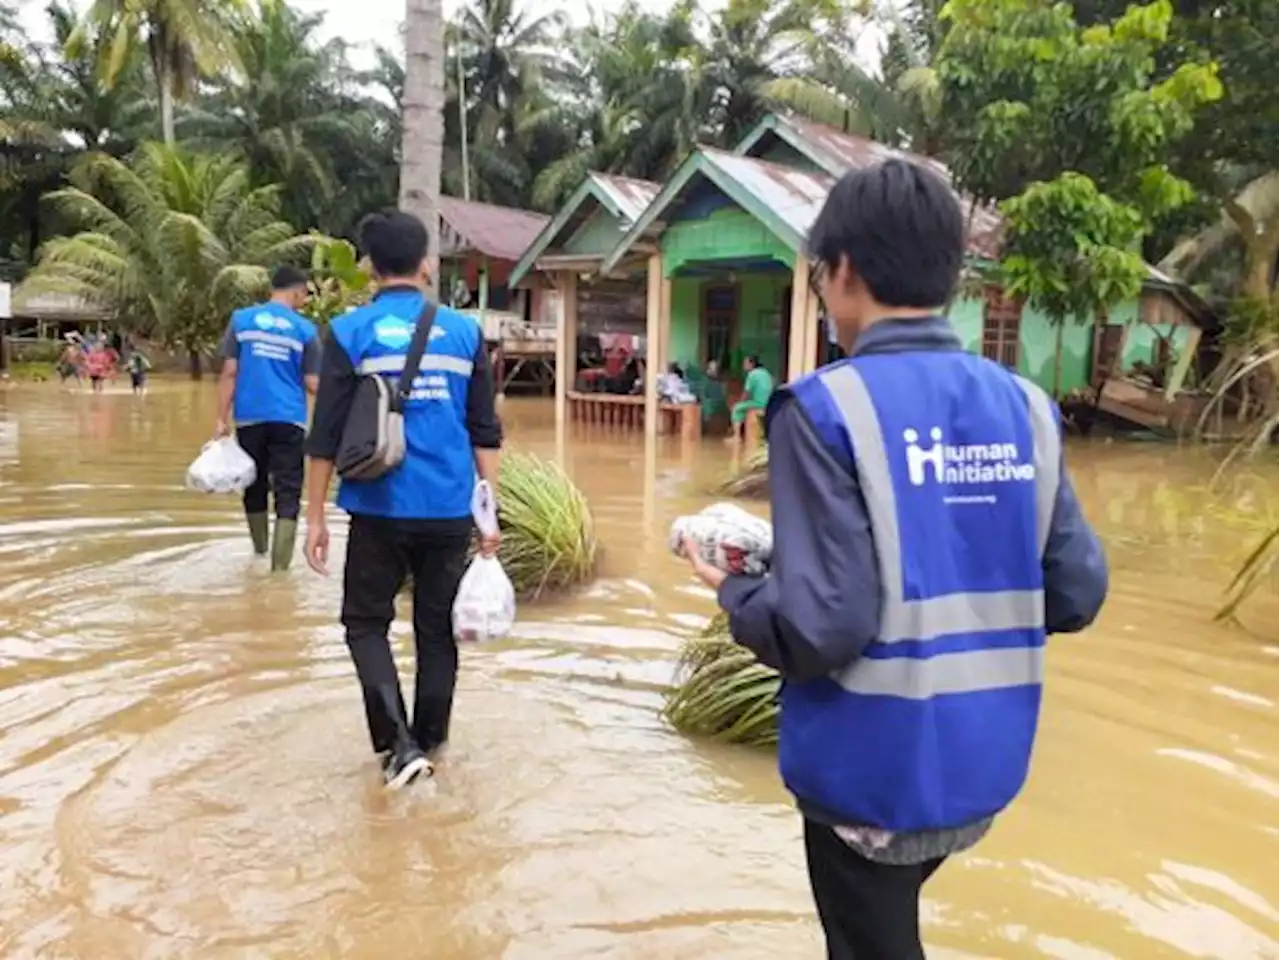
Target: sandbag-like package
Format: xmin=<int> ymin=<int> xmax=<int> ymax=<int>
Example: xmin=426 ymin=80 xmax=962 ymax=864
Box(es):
xmin=669 ymin=502 xmax=773 ymax=576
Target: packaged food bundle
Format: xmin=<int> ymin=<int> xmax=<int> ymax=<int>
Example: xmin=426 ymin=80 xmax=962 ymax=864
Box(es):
xmin=669 ymin=502 xmax=773 ymax=576
xmin=185 ymin=437 xmax=258 ymax=494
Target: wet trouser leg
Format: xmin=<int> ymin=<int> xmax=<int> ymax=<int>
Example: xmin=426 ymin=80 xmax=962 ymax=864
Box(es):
xmin=341 ymin=514 xmax=412 ymax=754
xmin=405 ymin=531 xmax=471 ymax=753
xmin=237 ymin=424 xmax=271 ymax=517
xmin=803 ymin=819 xmax=944 ymax=960
xmin=265 ymin=422 xmax=305 ymax=521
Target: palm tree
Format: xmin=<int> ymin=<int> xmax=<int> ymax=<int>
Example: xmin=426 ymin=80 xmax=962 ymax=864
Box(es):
xmin=22 ymin=144 xmax=312 ymax=375
xmin=400 ymin=0 xmax=445 ymax=297
xmin=185 ymin=0 xmax=376 ymax=233
xmin=69 ymin=0 xmax=244 ymax=145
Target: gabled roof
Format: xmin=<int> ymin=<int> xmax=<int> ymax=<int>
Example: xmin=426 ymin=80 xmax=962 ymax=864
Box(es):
xmin=437 ymin=196 xmax=550 ymax=263
xmin=735 ymin=113 xmax=1003 ymax=259
xmin=507 ymin=172 xmax=660 ymax=288
xmin=599 ymin=147 xmax=835 ymax=276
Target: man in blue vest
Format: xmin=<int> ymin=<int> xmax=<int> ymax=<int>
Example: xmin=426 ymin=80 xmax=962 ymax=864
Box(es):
xmin=303 ymin=210 xmax=502 ymax=790
xmin=215 ymin=265 xmax=320 ymax=571
xmin=681 ymin=160 xmax=1109 ymax=957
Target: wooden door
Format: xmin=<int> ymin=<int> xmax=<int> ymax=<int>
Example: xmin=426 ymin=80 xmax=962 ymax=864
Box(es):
xmin=701 ymin=284 xmax=738 ymax=372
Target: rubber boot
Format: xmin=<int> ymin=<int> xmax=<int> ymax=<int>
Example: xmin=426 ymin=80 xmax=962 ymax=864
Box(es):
xmin=246 ymin=512 xmax=270 ymax=556
xmin=271 ymin=518 xmax=298 ymax=572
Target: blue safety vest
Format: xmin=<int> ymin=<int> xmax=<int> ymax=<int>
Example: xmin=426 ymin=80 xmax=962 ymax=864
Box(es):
xmin=231 ymin=301 xmax=317 ymax=427
xmin=330 ymin=290 xmax=480 ymax=520
xmin=785 ymin=350 xmax=1061 ymax=832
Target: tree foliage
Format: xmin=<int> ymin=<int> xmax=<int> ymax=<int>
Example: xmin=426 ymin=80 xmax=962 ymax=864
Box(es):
xmin=934 ymin=0 xmax=1223 ymax=393
xmin=22 ymin=144 xmax=313 ymax=359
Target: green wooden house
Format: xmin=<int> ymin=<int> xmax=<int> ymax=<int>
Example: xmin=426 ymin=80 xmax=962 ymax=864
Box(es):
xmin=515 ymin=111 xmax=1216 ymax=440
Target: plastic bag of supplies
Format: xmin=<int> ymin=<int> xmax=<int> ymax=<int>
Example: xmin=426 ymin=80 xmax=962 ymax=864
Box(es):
xmin=452 ymin=480 xmax=516 ymax=642
xmin=185 ymin=437 xmax=257 ymax=494
xmin=669 ymin=502 xmax=773 ymax=576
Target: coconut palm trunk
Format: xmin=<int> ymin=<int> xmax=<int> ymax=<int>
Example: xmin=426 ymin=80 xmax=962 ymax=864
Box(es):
xmin=400 ymin=0 xmax=445 ymax=299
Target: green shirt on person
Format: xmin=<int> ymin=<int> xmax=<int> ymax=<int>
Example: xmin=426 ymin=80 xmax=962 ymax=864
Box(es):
xmin=744 ymin=366 xmax=774 ymax=407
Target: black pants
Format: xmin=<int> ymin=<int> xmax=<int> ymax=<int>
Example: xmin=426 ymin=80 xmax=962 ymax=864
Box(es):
xmin=236 ymin=423 xmax=304 ymax=520
xmin=804 ymin=819 xmax=945 ymax=959
xmin=341 ymin=514 xmax=472 ymax=754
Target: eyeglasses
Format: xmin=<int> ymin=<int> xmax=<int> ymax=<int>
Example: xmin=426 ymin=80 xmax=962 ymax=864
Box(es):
xmin=808 ymin=259 xmax=827 ymax=301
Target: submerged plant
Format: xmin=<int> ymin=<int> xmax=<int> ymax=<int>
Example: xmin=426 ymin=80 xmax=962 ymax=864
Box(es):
xmin=663 ymin=614 xmax=780 ymax=747
xmin=716 ymin=445 xmax=769 ymax=500
xmin=497 ymin=452 xmax=599 ymax=600
xmin=1217 ymin=525 xmax=1279 ymax=623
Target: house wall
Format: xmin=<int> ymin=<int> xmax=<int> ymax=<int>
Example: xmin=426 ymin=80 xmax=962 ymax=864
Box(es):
xmin=661 ymin=206 xmax=795 ymax=276
xmin=668 ymin=271 xmax=792 ymax=378
xmin=564 ymin=206 xmax=625 ymax=256
xmin=945 ymin=292 xmax=1191 ymax=395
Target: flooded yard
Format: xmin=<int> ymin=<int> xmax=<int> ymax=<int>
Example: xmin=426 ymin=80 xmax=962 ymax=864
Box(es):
xmin=0 ymin=382 xmax=1275 ymax=959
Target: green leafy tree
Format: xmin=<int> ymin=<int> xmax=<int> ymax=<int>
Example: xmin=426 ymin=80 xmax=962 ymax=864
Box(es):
xmin=934 ymin=0 xmax=1223 ymax=394
xmin=70 ymin=0 xmax=244 ymax=144
xmin=22 ymin=144 xmax=313 ymax=375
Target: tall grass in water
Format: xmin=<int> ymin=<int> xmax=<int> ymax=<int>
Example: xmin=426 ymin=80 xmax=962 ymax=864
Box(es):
xmin=663 ymin=613 xmax=780 ymax=747
xmin=498 ymin=452 xmax=598 ymax=600
xmin=1217 ymin=525 xmax=1278 ymax=622
xmin=716 ymin=445 xmax=769 ymax=499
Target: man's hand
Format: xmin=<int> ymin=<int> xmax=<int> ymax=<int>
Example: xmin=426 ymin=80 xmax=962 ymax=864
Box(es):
xmin=305 ymin=512 xmax=331 ymax=576
xmin=682 ymin=535 xmax=727 ymax=590
xmin=478 ymin=529 xmax=501 ymax=558
xmin=213 ymin=419 xmax=230 ymax=439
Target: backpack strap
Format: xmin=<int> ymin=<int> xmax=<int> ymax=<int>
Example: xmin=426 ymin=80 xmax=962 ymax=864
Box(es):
xmin=391 ymin=301 xmax=438 ymax=413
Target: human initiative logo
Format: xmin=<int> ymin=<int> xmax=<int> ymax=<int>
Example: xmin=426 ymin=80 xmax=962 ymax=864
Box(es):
xmin=903 ymin=427 xmax=1035 ymax=486
xmin=253 ymin=312 xmax=293 ymax=332
xmin=373 ymin=317 xmax=413 ymax=348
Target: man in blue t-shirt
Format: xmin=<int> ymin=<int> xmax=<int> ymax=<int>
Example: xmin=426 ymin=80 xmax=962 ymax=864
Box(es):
xmin=215 ymin=266 xmax=320 ymax=571
xmin=304 ymin=210 xmax=502 ymax=790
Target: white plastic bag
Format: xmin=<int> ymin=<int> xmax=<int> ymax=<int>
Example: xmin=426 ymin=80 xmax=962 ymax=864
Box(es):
xmin=669 ymin=501 xmax=773 ymax=576
xmin=452 ymin=480 xmax=516 ymax=642
xmin=185 ymin=437 xmax=257 ymax=494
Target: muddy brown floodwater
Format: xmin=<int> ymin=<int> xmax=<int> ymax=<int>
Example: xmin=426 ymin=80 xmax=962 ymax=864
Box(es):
xmin=0 ymin=382 xmax=1276 ymax=960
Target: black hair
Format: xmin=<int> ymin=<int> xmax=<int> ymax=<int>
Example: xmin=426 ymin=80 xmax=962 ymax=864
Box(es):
xmin=270 ymin=265 xmax=309 ymax=290
xmin=667 ymin=362 xmax=684 ymax=377
xmin=807 ymin=158 xmax=964 ymax=307
xmin=358 ymin=209 xmax=428 ymax=278
xmin=745 ymin=354 xmax=760 ymax=368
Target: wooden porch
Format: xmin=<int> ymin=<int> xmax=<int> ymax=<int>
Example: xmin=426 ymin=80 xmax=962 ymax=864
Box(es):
xmin=567 ymin=390 xmax=702 ymax=439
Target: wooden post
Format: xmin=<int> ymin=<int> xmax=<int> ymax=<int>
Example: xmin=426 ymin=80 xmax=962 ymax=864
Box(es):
xmin=786 ymin=259 xmax=810 ymax=383
xmin=478 ymin=256 xmax=490 ymax=323
xmin=800 ymin=287 xmax=822 ymax=376
xmin=659 ymin=273 xmax=673 ymax=373
xmin=644 ymin=253 xmax=663 ymax=444
xmin=554 ymin=274 xmax=577 ymax=435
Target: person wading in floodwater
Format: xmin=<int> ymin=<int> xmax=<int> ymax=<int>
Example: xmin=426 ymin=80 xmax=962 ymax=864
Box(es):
xmin=215 ymin=266 xmax=320 ymax=571
xmin=303 ymin=210 xmax=502 ymax=790
xmin=680 ymin=159 xmax=1109 ymax=959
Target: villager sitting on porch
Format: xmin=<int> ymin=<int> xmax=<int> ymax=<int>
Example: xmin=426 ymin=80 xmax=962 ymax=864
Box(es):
xmin=730 ymin=355 xmax=775 ymax=435
xmin=658 ymin=363 xmax=696 ymax=403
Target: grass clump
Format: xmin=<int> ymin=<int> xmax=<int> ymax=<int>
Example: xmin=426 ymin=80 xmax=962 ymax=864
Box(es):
xmin=716 ymin=445 xmax=769 ymax=500
xmin=662 ymin=613 xmax=780 ymax=747
xmin=497 ymin=451 xmax=599 ymax=600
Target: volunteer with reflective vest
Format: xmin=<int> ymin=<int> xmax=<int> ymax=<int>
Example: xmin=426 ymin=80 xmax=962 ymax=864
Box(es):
xmin=680 ymin=159 xmax=1108 ymax=958
xmin=215 ymin=265 xmax=320 ymax=571
xmin=304 ymin=209 xmax=502 ymax=790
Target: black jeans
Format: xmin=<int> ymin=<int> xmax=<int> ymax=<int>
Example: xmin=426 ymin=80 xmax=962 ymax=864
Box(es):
xmin=804 ymin=819 xmax=945 ymax=959
xmin=341 ymin=513 xmax=472 ymax=754
xmin=237 ymin=422 xmax=304 ymax=520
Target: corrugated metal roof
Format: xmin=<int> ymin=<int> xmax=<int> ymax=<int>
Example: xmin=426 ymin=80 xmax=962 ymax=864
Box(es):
xmin=589 ymin=173 xmax=660 ymax=225
xmin=437 ymin=196 xmax=550 ymax=263
xmin=772 ymin=115 xmax=1004 ymax=258
xmin=700 ymin=148 xmax=834 ymax=241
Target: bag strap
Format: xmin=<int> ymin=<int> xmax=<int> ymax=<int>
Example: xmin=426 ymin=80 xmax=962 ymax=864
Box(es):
xmin=392 ymin=301 xmax=438 ymax=412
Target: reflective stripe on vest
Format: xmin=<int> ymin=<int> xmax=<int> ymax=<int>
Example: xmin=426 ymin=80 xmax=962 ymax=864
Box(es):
xmin=236 ymin=329 xmax=305 ymax=353
xmin=357 ymin=354 xmax=475 ymax=377
xmin=816 ymin=362 xmax=1061 ymax=700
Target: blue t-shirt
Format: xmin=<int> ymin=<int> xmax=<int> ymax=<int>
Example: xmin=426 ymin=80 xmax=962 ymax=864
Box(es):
xmin=222 ymin=301 xmax=320 ymax=427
